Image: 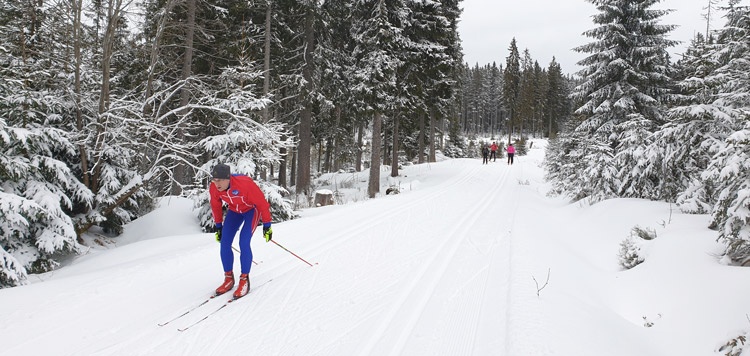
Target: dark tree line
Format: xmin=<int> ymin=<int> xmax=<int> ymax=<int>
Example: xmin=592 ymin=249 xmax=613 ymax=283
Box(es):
xmin=457 ymin=40 xmax=574 ymax=146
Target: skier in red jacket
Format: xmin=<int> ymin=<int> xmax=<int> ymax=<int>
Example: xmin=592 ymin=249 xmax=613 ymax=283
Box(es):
xmin=490 ymin=142 xmax=498 ymax=162
xmin=209 ymin=163 xmax=273 ymax=299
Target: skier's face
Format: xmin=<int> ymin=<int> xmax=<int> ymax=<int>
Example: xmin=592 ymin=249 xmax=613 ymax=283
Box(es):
xmin=212 ymin=178 xmax=230 ymax=191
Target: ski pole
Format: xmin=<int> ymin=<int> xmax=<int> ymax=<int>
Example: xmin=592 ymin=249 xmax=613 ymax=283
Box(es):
xmin=271 ymin=240 xmax=315 ymax=267
xmin=232 ymin=246 xmax=259 ymax=265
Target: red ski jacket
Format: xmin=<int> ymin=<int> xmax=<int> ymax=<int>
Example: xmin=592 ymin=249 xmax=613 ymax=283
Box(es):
xmin=209 ymin=175 xmax=271 ymax=225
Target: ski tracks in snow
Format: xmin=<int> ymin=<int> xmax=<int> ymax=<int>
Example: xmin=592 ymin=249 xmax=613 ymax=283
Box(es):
xmin=69 ymin=159 xmax=533 ymax=356
xmin=243 ymin=159 xmax=528 ymax=356
xmin=357 ymin=161 xmax=519 ymax=356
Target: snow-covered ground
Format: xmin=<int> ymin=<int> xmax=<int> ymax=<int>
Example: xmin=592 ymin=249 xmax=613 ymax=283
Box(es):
xmin=1 ymin=140 xmax=747 ymax=356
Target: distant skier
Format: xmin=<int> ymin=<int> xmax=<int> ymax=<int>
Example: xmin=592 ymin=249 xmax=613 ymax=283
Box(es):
xmin=209 ymin=163 xmax=273 ymax=299
xmin=506 ymin=143 xmax=515 ymax=165
xmin=490 ymin=142 xmax=498 ymax=162
xmin=482 ymin=145 xmax=490 ymax=164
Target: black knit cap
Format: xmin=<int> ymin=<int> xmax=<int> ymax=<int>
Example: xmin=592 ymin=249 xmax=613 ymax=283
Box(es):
xmin=212 ymin=163 xmax=231 ymax=179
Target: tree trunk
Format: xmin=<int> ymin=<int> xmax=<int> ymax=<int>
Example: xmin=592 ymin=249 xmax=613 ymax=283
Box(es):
xmin=71 ymin=0 xmax=87 ymax=243
xmin=418 ymin=111 xmax=425 ymax=164
xmin=368 ymin=112 xmax=382 ymax=198
xmin=72 ymin=0 xmax=88 ymax=189
xmin=429 ymin=107 xmax=436 ymax=162
xmin=290 ymin=149 xmax=297 ymax=187
xmin=144 ymin=0 xmax=178 ymax=115
xmin=324 ymin=136 xmax=333 ymax=172
xmin=356 ymin=121 xmax=364 ymax=172
xmin=390 ymin=114 xmax=399 ymax=177
xmin=318 ymin=141 xmax=325 ymax=172
xmin=170 ymin=0 xmax=196 ymax=196
xmin=295 ymin=6 xmax=315 ymax=195
xmin=262 ymin=1 xmax=272 ymax=123
xmin=279 ymin=131 xmax=288 ymax=189
xmin=507 ymin=125 xmax=512 ymax=147
xmin=332 ymin=107 xmax=342 ymax=171
xmin=92 ymin=0 xmax=124 ymax=194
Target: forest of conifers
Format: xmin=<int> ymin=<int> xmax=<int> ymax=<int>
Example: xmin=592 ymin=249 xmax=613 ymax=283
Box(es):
xmin=2 ymin=0 xmax=749 ymax=288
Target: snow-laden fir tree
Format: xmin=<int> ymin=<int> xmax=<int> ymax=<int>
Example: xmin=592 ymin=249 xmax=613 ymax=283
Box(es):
xmin=517 ymin=49 xmax=537 ymax=138
xmin=544 ymin=57 xmax=571 ymax=138
xmin=675 ymin=5 xmax=750 ymax=263
xmin=405 ymin=0 xmax=462 ymax=164
xmin=0 ymin=117 xmax=92 ymax=287
xmin=545 ymin=121 xmax=591 ymax=200
xmin=350 ymin=0 xmax=409 ymax=198
xmin=640 ymin=32 xmax=722 ymax=206
xmin=318 ymin=1 xmax=359 ymax=173
xmin=504 ymin=38 xmax=522 ymax=144
xmin=0 ymin=0 xmax=97 ymax=287
xmin=637 ymin=4 xmax=750 ymax=263
xmin=550 ymin=0 xmax=677 ymax=203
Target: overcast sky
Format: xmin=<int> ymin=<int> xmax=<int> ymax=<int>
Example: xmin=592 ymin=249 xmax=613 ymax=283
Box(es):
xmin=458 ymin=0 xmax=739 ymax=74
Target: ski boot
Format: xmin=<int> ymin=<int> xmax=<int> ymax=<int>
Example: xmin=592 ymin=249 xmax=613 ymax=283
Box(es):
xmin=233 ymin=273 xmax=250 ymax=299
xmin=215 ymin=271 xmax=234 ymax=296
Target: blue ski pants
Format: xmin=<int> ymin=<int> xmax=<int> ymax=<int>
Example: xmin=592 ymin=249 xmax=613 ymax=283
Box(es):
xmin=220 ymin=208 xmax=260 ymax=274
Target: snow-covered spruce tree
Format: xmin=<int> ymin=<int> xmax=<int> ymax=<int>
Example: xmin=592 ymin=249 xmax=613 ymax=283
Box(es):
xmin=392 ymin=0 xmax=438 ymax=168
xmin=544 ymin=58 xmax=570 ymax=138
xmin=640 ymin=32 xmax=724 ymax=206
xmin=350 ymin=0 xmax=408 ymax=198
xmin=504 ymin=38 xmax=522 ymax=144
xmin=618 ymin=225 xmax=657 ymax=269
xmin=545 ymin=116 xmax=581 ymax=197
xmin=0 ymin=119 xmax=91 ymax=283
xmin=405 ymin=0 xmax=462 ymax=165
xmin=517 ymin=49 xmax=537 ymax=138
xmin=318 ymin=1 xmax=358 ymax=174
xmin=684 ymin=5 xmax=750 ymax=263
xmin=559 ymin=0 xmax=677 ymax=203
xmin=531 ymin=61 xmax=550 ymax=137
xmin=0 ymin=0 xmax=100 ymax=287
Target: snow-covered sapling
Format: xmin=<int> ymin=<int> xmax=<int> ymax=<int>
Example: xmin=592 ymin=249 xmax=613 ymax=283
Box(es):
xmin=618 ymin=226 xmax=657 ymax=270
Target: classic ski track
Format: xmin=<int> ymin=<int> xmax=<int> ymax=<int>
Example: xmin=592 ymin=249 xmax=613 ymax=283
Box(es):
xmin=297 ymin=163 xmax=485 ymax=262
xmin=186 ymin=281 xmax=273 ymax=355
xmin=216 ymin=161 xmax=492 ymax=356
xmin=413 ymin=162 xmax=523 ymax=356
xmin=501 ymin=162 xmax=522 ymax=356
xmin=356 ymin=163 xmax=516 ymax=356
xmin=499 ymin=164 xmax=524 ymax=355
xmin=79 ymin=162 xmax=508 ymax=356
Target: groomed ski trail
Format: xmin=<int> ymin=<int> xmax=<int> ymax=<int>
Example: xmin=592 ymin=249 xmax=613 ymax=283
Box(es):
xmin=3 ymin=157 xmax=546 ymax=356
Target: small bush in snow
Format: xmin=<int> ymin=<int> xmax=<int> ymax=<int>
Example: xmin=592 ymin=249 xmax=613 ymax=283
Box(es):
xmin=718 ymin=333 xmax=747 ymax=356
xmin=618 ymin=226 xmax=657 ymax=270
xmin=513 ymin=137 xmax=529 ymax=156
xmin=442 ymin=144 xmax=465 ymax=158
xmin=29 ymin=258 xmax=60 ymax=275
xmin=631 ymin=226 xmax=657 ymax=240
